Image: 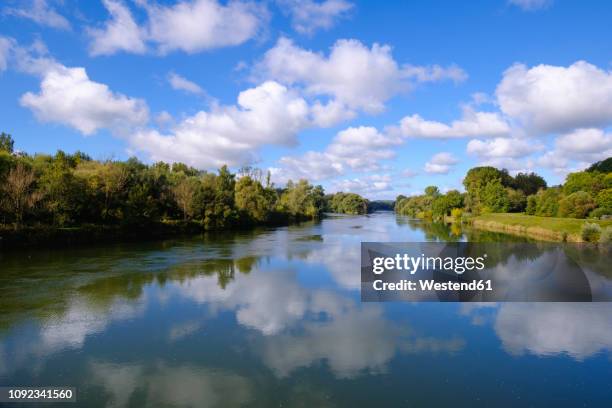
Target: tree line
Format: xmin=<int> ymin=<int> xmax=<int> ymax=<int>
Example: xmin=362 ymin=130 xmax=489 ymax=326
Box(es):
xmin=396 ymin=158 xmax=612 ymax=220
xmin=0 ymin=133 xmax=369 ymax=231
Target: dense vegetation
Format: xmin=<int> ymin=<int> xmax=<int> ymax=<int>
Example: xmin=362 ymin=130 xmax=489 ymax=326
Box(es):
xmin=0 ymin=134 xmax=367 ymax=235
xmin=396 ymin=160 xmax=611 ymax=221
xmin=325 ymin=192 xmax=368 ymax=215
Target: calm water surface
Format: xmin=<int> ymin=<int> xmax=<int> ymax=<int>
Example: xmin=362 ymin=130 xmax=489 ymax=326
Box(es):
xmin=1 ymin=212 xmax=611 ymax=407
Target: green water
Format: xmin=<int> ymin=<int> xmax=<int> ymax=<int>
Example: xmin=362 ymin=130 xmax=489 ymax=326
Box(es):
xmin=1 ymin=212 xmax=611 ymax=407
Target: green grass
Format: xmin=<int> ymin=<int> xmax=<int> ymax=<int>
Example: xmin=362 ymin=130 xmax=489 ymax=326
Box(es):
xmin=471 ymin=213 xmax=612 ymax=241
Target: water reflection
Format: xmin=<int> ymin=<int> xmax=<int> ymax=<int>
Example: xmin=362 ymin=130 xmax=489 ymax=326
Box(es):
xmin=0 ymin=213 xmax=611 ymax=406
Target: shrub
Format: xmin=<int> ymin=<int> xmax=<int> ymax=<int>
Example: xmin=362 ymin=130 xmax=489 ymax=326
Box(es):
xmin=581 ymin=222 xmax=602 ymax=242
xmin=599 ymin=226 xmax=612 ymax=244
xmin=450 ymin=208 xmax=463 ymax=219
xmin=589 ymin=207 xmax=611 ymax=219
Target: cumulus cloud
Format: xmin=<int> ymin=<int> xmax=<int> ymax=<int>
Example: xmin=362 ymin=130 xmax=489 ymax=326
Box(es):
xmin=537 ymin=128 xmax=612 ymax=174
xmin=256 ymin=37 xmax=466 ymax=115
xmin=497 ymin=61 xmax=612 ymax=134
xmin=508 ymin=0 xmax=552 ymax=11
xmin=331 ymin=174 xmax=393 ymax=196
xmin=275 ymin=126 xmax=400 ymax=183
xmin=167 ymin=72 xmax=204 ymax=95
xmin=20 ymin=63 xmax=149 ymax=135
xmin=87 ymin=0 xmax=147 ymax=56
xmin=467 ymin=137 xmax=543 ymax=160
xmin=278 ymin=0 xmax=353 ymax=35
xmin=87 ymin=0 xmax=267 ymax=56
xmin=144 ymin=0 xmax=267 ymax=54
xmin=129 ymin=81 xmax=311 ymax=168
xmin=4 ymin=0 xmax=71 ymax=30
xmin=398 ymin=109 xmax=510 ymax=139
xmin=424 ymin=152 xmax=458 ymax=174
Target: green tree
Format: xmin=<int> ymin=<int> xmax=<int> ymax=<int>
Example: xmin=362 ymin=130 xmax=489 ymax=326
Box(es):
xmin=235 ymin=176 xmax=271 ymax=222
xmin=0 ymin=132 xmax=14 ymax=153
xmin=558 ymin=191 xmax=596 ymax=218
xmin=511 ymin=172 xmax=546 ymax=196
xmin=507 ymin=188 xmax=527 ymax=212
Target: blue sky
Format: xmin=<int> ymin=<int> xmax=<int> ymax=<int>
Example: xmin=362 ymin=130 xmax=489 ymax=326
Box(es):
xmin=1 ymin=0 xmax=612 ymax=199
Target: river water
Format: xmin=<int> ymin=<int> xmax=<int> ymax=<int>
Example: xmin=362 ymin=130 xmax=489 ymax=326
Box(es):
xmin=1 ymin=212 xmax=611 ymax=407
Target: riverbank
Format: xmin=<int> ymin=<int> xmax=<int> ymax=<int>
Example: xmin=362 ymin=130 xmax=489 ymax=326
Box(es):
xmin=470 ymin=213 xmax=612 ymax=242
xmin=0 ymin=216 xmax=314 ymax=250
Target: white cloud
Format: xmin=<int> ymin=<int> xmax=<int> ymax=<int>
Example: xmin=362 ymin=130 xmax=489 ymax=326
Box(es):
xmin=398 ymin=109 xmax=510 ymax=139
xmin=167 ymin=72 xmax=204 ymax=95
xmin=278 ymin=0 xmax=353 ymax=35
xmin=257 ymin=37 xmax=466 ymax=114
xmin=0 ymin=37 xmax=13 ymax=72
xmin=87 ymin=0 xmax=267 ymax=56
xmin=20 ymin=64 xmax=149 ymax=135
xmin=143 ymin=0 xmax=267 ymax=54
xmin=4 ymin=0 xmax=70 ymax=30
xmin=424 ymin=152 xmax=458 ymax=174
xmin=402 ymin=64 xmax=467 ymax=83
xmin=331 ymin=174 xmax=393 ymax=196
xmin=87 ymin=0 xmax=147 ymax=56
xmin=467 ymin=137 xmax=543 ymax=159
xmin=129 ymin=81 xmax=311 ymax=168
xmin=497 ymin=61 xmax=612 ymax=134
xmin=554 ymin=128 xmax=612 ymax=161
xmin=508 ymin=0 xmax=552 ymax=11
xmin=537 ymin=128 xmax=612 ymax=174
xmin=275 ymin=126 xmax=400 ymax=183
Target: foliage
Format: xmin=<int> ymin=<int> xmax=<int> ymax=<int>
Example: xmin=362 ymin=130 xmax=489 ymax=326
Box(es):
xmin=600 ymin=226 xmax=612 ymax=244
xmin=509 ymin=172 xmax=546 ymax=196
xmin=507 ymin=188 xmax=527 ymax=212
xmin=0 ymin=136 xmax=328 ymax=231
xmin=587 ymin=158 xmax=612 ymax=173
xmin=326 ymin=192 xmax=368 ymax=215
xmin=533 ymin=188 xmax=562 ymax=217
xmin=558 ymin=191 xmax=596 ymax=219
xmin=581 ymin=222 xmax=602 ymax=242
xmin=431 ymin=190 xmax=463 ymax=218
xmin=0 ymin=132 xmax=14 ymax=153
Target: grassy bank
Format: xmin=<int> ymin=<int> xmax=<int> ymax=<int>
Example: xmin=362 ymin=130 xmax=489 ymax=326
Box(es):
xmin=470 ymin=213 xmax=612 ymax=242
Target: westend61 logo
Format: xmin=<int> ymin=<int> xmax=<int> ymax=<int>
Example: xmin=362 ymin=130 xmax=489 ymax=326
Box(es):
xmin=361 ymin=242 xmax=604 ymax=302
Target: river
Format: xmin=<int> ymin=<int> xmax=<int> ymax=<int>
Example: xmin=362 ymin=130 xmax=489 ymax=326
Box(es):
xmin=1 ymin=212 xmax=611 ymax=407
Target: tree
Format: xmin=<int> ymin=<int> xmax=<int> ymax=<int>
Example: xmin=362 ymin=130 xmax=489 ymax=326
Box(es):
xmin=511 ymin=172 xmax=546 ymax=195
xmin=507 ymin=188 xmax=527 ymax=212
xmin=235 ymin=176 xmax=271 ymax=222
xmin=171 ymin=177 xmax=200 ymax=220
xmin=525 ymin=195 xmax=537 ymax=215
xmin=564 ymin=171 xmax=605 ymax=195
xmin=431 ymin=190 xmax=463 ymax=218
xmin=558 ymin=191 xmax=596 ymax=219
xmin=424 ymin=186 xmax=440 ymax=197
xmin=481 ymin=180 xmax=510 ymax=213
xmin=595 ymin=188 xmax=612 ymax=211
xmin=1 ymin=163 xmax=42 ymax=228
xmin=463 ymin=166 xmax=507 ymax=214
xmin=534 ymin=188 xmax=562 ymax=217
xmin=0 ymin=132 xmax=14 ymax=153
xmin=586 ymin=157 xmax=612 ymax=173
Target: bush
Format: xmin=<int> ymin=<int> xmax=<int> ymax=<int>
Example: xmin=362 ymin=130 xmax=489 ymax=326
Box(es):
xmin=581 ymin=222 xmax=602 ymax=242
xmin=450 ymin=208 xmax=463 ymax=219
xmin=599 ymin=226 xmax=612 ymax=244
xmin=589 ymin=207 xmax=611 ymax=219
